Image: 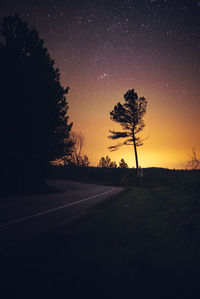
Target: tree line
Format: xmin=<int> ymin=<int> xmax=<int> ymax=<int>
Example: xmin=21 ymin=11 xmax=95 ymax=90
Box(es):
xmin=98 ymin=157 xmax=128 ymax=168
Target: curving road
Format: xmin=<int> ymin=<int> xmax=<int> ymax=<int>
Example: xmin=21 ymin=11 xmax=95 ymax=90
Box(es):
xmin=0 ymin=180 xmax=123 ymax=251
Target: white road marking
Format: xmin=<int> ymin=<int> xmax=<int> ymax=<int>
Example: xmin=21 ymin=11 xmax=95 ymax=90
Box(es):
xmin=0 ymin=187 xmax=115 ymax=229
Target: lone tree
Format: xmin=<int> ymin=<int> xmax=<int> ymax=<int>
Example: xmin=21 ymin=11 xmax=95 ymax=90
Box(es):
xmin=0 ymin=15 xmax=73 ymax=193
xmin=109 ymin=89 xmax=147 ymax=170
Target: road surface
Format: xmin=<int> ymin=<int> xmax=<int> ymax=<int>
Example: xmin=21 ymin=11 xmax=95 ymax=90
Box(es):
xmin=0 ymin=180 xmax=123 ymax=251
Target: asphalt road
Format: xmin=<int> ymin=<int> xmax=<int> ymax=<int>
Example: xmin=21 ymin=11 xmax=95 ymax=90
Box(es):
xmin=0 ymin=180 xmax=123 ymax=251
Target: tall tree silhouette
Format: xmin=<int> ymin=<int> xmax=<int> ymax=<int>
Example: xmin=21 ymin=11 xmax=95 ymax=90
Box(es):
xmin=109 ymin=89 xmax=147 ymax=170
xmin=0 ymin=15 xmax=73 ymax=193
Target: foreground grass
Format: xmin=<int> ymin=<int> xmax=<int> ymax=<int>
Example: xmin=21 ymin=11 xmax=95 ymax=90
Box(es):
xmin=1 ymin=186 xmax=200 ymax=298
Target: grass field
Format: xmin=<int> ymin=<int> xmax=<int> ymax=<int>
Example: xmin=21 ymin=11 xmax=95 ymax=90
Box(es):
xmin=1 ymin=184 xmax=200 ymax=298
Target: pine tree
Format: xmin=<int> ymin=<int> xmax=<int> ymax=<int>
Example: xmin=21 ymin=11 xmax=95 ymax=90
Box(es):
xmin=109 ymin=89 xmax=147 ymax=170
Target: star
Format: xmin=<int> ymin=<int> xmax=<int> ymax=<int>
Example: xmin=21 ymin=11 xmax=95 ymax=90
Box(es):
xmin=99 ymin=73 xmax=108 ymax=79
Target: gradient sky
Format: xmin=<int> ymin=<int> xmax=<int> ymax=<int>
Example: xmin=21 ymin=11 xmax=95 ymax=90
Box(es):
xmin=1 ymin=0 xmax=200 ymax=168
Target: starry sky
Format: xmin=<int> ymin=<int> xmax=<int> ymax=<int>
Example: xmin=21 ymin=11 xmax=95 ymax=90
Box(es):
xmin=1 ymin=0 xmax=200 ymax=168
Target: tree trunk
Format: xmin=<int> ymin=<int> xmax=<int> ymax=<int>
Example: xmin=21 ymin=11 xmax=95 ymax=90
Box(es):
xmin=133 ymin=135 xmax=141 ymax=186
xmin=133 ymin=136 xmax=139 ymax=170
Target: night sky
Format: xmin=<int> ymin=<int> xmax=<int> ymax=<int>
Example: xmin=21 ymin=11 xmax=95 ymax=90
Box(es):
xmin=1 ymin=0 xmax=200 ymax=168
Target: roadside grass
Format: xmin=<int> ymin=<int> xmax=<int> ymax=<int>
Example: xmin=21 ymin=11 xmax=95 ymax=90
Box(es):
xmin=1 ymin=186 xmax=200 ymax=298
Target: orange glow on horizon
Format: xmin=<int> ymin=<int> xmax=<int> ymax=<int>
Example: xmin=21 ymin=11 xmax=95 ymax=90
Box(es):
xmin=66 ymin=83 xmax=200 ymax=170
xmin=1 ymin=1 xmax=199 ymax=170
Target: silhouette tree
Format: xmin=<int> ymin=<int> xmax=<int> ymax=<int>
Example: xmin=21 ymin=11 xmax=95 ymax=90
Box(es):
xmin=62 ymin=132 xmax=90 ymax=167
xmin=187 ymin=148 xmax=200 ymax=169
xmin=79 ymin=155 xmax=90 ymax=167
xmin=0 ymin=15 xmax=73 ymax=193
xmin=98 ymin=157 xmax=107 ymax=168
xmin=98 ymin=156 xmax=117 ymax=168
xmin=110 ymin=161 xmax=117 ymax=168
xmin=119 ymin=159 xmax=128 ymax=168
xmin=70 ymin=132 xmax=84 ymax=166
xmin=65 ymin=153 xmax=90 ymax=167
xmin=109 ymin=89 xmax=147 ymax=170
